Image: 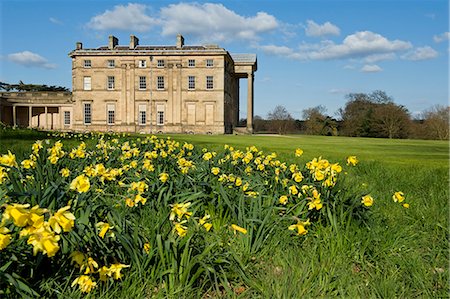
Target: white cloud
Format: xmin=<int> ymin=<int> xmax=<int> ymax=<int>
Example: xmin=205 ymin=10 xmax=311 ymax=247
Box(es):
xmin=49 ymin=17 xmax=63 ymax=25
xmin=261 ymin=31 xmax=412 ymax=61
xmin=361 ymin=64 xmax=382 ymax=73
xmin=159 ymin=3 xmax=278 ymax=42
xmin=401 ymin=46 xmax=438 ymax=61
xmin=364 ymin=53 xmax=396 ymax=63
xmin=260 ymin=44 xmax=294 ymax=56
xmin=304 ymin=31 xmax=412 ymax=60
xmin=304 ymin=20 xmax=340 ymax=37
xmin=329 ymin=88 xmax=349 ymax=94
xmin=433 ymin=32 xmax=450 ymax=43
xmin=87 ymin=3 xmax=158 ymax=32
xmin=7 ymin=51 xmax=56 ymax=69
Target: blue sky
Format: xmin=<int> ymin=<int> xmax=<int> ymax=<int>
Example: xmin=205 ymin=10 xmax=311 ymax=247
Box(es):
xmin=1 ymin=0 xmax=448 ymax=119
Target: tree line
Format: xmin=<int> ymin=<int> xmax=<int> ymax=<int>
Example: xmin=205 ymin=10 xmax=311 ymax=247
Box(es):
xmin=0 ymin=81 xmax=70 ymax=92
xmin=250 ymin=90 xmax=449 ymax=140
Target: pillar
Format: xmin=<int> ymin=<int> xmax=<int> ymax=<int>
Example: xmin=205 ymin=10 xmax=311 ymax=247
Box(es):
xmin=28 ymin=106 xmax=32 ymax=128
xmin=121 ymin=64 xmax=127 ymax=125
xmin=130 ymin=63 xmax=135 ymax=128
xmin=45 ymin=106 xmax=48 ymax=130
xmin=12 ymin=105 xmax=16 ymax=127
xmin=246 ymin=72 xmax=254 ymax=133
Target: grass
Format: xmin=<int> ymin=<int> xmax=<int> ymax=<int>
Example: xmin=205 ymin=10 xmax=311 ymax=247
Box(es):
xmin=1 ymin=129 xmax=448 ymax=298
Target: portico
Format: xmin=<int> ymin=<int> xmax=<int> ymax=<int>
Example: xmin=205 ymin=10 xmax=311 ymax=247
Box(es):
xmin=232 ymin=54 xmax=257 ymax=133
xmin=0 ymin=92 xmax=73 ymax=130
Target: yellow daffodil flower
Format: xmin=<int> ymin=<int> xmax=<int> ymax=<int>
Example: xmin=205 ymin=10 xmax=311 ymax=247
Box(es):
xmin=0 ymin=151 xmax=17 ymax=167
xmin=96 ymin=222 xmax=113 ymax=239
xmin=347 ymin=156 xmax=358 ymax=166
xmin=0 ymin=227 xmax=11 ymax=250
xmin=69 ymin=174 xmax=90 ymax=193
xmin=361 ymin=195 xmax=374 ymax=207
xmin=279 ymin=195 xmax=288 ymax=205
xmin=60 ymin=168 xmax=70 ymax=177
xmin=143 ymin=242 xmax=151 ymax=254
xmin=211 ymin=167 xmax=220 ymax=175
xmin=295 ymin=148 xmax=303 ymax=157
xmin=231 ymin=224 xmax=247 ymax=235
xmin=71 ymin=275 xmax=97 ymax=293
xmin=159 ymin=172 xmax=169 ymax=183
xmin=109 ymin=263 xmax=130 ymax=280
xmin=173 ymin=221 xmax=188 ymax=237
xmin=288 ymin=219 xmax=310 ymax=236
xmin=48 ymin=206 xmax=75 ymax=233
xmin=392 ymin=191 xmax=405 ymax=203
xmin=169 ymin=202 xmax=192 ymax=221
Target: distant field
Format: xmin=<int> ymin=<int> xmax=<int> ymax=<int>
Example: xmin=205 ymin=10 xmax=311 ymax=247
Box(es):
xmin=163 ymin=134 xmax=449 ymax=167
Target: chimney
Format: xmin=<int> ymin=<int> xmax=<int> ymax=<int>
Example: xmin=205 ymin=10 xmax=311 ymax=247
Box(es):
xmin=76 ymin=42 xmax=83 ymax=50
xmin=176 ymin=34 xmax=184 ymax=49
xmin=130 ymin=35 xmax=139 ymax=49
xmin=108 ymin=35 xmax=118 ymax=50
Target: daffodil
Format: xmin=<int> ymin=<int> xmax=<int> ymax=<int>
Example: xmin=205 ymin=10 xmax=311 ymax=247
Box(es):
xmin=288 ymin=219 xmax=310 ymax=236
xmin=347 ymin=156 xmax=358 ymax=166
xmin=0 ymin=151 xmax=17 ymax=167
xmin=361 ymin=195 xmax=374 ymax=207
xmin=109 ymin=263 xmax=130 ymax=280
xmin=0 ymin=227 xmax=11 ymax=250
xmin=143 ymin=242 xmax=151 ymax=254
xmin=231 ymin=224 xmax=247 ymax=235
xmin=159 ymin=172 xmax=169 ymax=183
xmin=48 ymin=206 xmax=75 ymax=233
xmin=70 ymin=251 xmax=85 ymax=267
xmin=3 ymin=203 xmax=31 ymax=227
xmin=170 ymin=202 xmax=192 ymax=221
xmin=60 ymin=168 xmax=70 ymax=177
xmin=71 ymin=275 xmax=97 ymax=293
xmin=295 ymin=148 xmax=303 ymax=157
xmin=392 ymin=191 xmax=405 ymax=203
xmin=199 ymin=214 xmax=212 ymax=231
xmin=211 ymin=167 xmax=220 ymax=175
xmin=279 ymin=195 xmax=288 ymax=205
xmin=70 ymin=174 xmax=90 ymax=193
xmin=26 ymin=223 xmax=60 ymax=257
xmin=96 ymin=222 xmax=113 ymax=239
xmin=173 ymin=221 xmax=188 ymax=237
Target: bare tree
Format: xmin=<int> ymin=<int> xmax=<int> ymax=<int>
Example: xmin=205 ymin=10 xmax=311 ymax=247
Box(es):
xmin=267 ymin=105 xmax=295 ymax=134
xmin=374 ymin=103 xmax=411 ymax=139
xmin=302 ymin=105 xmax=330 ymax=135
xmin=423 ymin=105 xmax=449 ymax=140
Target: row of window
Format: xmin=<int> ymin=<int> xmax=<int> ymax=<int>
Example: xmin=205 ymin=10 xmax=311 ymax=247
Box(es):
xmin=83 ymin=76 xmax=214 ymax=91
xmin=84 ymin=59 xmax=214 ymax=69
xmin=82 ymin=103 xmax=164 ymax=126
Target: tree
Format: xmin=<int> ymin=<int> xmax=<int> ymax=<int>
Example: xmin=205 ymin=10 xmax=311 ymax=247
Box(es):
xmin=339 ymin=91 xmax=412 ymax=138
xmin=373 ymin=103 xmax=411 ymax=138
xmin=338 ymin=93 xmax=377 ymax=137
xmin=302 ymin=105 xmax=337 ymax=135
xmin=0 ymin=81 xmax=70 ymax=92
xmin=267 ymin=105 xmax=295 ymax=134
xmin=423 ymin=105 xmax=449 ymax=140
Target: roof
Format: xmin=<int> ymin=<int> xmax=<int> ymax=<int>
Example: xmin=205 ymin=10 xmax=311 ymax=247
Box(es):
xmin=231 ymin=54 xmax=257 ymax=64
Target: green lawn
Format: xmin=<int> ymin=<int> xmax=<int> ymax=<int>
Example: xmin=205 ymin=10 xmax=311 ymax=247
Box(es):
xmin=0 ymin=129 xmax=448 ymax=298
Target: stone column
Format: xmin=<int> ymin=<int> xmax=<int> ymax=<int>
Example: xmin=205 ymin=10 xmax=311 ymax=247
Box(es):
xmin=12 ymin=105 xmax=16 ymax=127
xmin=121 ymin=64 xmax=127 ymax=125
xmin=130 ymin=63 xmax=135 ymax=128
xmin=45 ymin=106 xmax=48 ymax=129
xmin=246 ymin=72 xmax=254 ymax=133
xmin=168 ymin=63 xmax=174 ymax=125
xmin=175 ymin=63 xmax=182 ymax=125
xmin=28 ymin=106 xmax=32 ymax=128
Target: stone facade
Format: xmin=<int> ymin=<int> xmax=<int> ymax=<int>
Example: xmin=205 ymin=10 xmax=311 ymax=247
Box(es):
xmin=0 ymin=35 xmax=257 ymax=134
